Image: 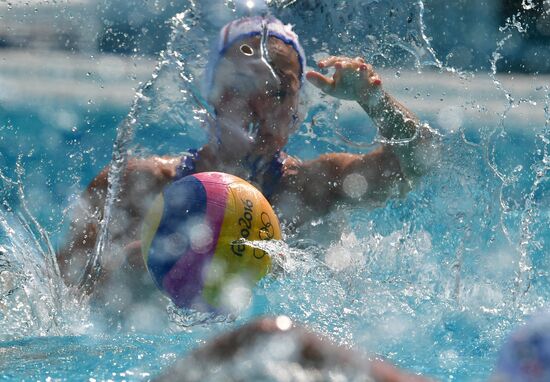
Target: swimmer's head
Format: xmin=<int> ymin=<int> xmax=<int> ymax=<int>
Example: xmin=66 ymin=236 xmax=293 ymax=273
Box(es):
xmin=204 ymin=17 xmax=306 ymax=157
xmin=205 ymin=16 xmax=306 ymax=99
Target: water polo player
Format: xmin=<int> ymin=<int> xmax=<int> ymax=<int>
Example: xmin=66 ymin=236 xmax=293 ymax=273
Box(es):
xmin=156 ymin=316 xmax=432 ymax=381
xmin=58 ymin=16 xmax=435 ymax=297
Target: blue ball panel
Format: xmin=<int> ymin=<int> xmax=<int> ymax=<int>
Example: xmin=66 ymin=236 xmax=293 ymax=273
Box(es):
xmin=147 ymin=175 xmax=207 ymax=290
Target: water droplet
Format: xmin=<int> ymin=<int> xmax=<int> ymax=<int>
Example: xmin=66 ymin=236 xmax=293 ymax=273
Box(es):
xmin=343 ymin=173 xmax=368 ymax=199
xmin=275 ymin=316 xmax=292 ymax=331
xmin=437 ymin=105 xmax=463 ymax=133
xmin=189 ymin=223 xmax=213 ymax=253
xmin=522 ymin=0 xmax=536 ymax=10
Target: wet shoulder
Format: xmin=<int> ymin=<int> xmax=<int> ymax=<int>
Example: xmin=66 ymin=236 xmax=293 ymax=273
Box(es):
xmin=125 ymin=155 xmax=181 ymax=184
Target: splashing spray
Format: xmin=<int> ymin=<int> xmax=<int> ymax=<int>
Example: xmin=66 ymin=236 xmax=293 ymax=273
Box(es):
xmin=77 ymin=9 xmax=206 ymax=294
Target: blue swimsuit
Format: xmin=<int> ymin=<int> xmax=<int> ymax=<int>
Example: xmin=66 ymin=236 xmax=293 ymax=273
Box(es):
xmin=174 ymin=149 xmax=286 ymax=201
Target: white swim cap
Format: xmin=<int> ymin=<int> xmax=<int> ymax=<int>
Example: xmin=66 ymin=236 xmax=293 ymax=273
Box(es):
xmin=204 ymin=16 xmax=306 ymax=100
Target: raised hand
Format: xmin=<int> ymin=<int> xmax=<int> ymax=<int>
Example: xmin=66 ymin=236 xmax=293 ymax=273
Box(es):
xmin=306 ymin=56 xmax=382 ymax=103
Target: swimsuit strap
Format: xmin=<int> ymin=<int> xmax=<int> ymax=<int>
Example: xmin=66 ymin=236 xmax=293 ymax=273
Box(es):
xmin=259 ymin=151 xmax=286 ymax=201
xmin=173 ymin=149 xmax=285 ymax=202
xmin=174 ymin=149 xmax=199 ymax=181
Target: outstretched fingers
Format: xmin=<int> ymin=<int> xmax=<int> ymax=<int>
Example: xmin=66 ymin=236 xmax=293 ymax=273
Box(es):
xmin=307 ymin=55 xmax=383 ymax=100
xmin=318 ymin=56 xmax=346 ymax=69
xmin=305 ymin=70 xmax=335 ymax=93
xmin=368 ymin=71 xmax=382 ymax=86
xmin=319 ymin=56 xmax=366 ymax=69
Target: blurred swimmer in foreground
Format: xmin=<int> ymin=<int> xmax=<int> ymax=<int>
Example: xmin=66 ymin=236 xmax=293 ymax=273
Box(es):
xmin=58 ymin=16 xmax=436 ymax=295
xmin=155 ymin=316 xmax=433 ymax=381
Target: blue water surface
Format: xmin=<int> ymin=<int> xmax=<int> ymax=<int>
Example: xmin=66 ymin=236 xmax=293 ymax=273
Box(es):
xmin=1 ymin=96 xmax=548 ymax=381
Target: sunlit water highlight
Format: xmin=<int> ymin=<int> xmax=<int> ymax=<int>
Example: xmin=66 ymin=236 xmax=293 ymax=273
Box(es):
xmin=1 ymin=0 xmax=549 ymax=381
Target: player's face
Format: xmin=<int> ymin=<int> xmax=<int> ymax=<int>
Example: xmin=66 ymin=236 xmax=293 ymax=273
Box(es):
xmin=211 ymin=36 xmax=301 ymax=157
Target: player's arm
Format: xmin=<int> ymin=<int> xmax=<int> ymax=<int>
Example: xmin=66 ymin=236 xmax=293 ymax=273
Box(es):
xmin=306 ymin=56 xmax=437 ymax=183
xmin=56 ymin=156 xmax=180 ymax=289
xmin=278 ymin=149 xmax=407 ymax=219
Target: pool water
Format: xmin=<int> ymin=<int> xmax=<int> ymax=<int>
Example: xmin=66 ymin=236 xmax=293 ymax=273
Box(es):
xmin=1 ymin=1 xmax=550 ymax=381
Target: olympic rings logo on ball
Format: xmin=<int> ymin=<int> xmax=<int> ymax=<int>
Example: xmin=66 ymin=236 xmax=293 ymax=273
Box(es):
xmin=259 ymin=212 xmax=275 ymax=240
xmin=231 ymin=198 xmax=276 ymax=259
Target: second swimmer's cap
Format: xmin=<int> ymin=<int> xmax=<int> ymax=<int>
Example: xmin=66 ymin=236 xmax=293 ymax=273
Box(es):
xmin=204 ymin=16 xmax=306 ymax=100
xmin=492 ymin=311 xmax=550 ymax=382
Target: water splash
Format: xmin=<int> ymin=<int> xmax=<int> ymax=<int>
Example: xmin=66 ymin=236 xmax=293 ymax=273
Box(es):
xmin=167 ymin=303 xmax=236 ymax=328
xmin=484 ymin=4 xmax=547 ymax=308
xmin=78 ymin=8 xmax=207 ymax=293
xmin=0 ymin=163 xmax=89 ymax=340
xmin=516 ymin=85 xmax=550 ymax=301
xmin=259 ymin=18 xmax=282 ymax=86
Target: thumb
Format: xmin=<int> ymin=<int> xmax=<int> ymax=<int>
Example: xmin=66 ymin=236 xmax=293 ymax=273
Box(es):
xmin=306 ymin=71 xmax=334 ymax=94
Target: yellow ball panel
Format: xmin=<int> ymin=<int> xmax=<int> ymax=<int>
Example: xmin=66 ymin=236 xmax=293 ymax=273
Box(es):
xmin=202 ymin=178 xmax=281 ymax=307
xmin=141 ymin=193 xmax=165 ymax=266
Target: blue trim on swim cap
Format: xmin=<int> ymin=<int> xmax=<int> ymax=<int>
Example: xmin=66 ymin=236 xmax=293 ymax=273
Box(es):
xmin=204 ymin=16 xmax=306 ymax=102
xmin=266 ymin=31 xmax=306 ymax=85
